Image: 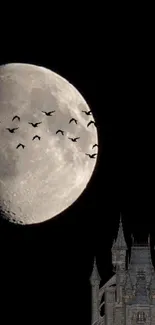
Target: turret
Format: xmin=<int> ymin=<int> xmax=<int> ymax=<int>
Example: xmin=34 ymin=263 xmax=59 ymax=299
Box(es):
xmin=90 ymin=257 xmax=101 ymax=325
xmin=112 ymin=239 xmax=116 ymax=269
xmin=111 ymin=213 xmax=127 ymax=271
xmin=111 ymin=214 xmax=128 ymax=303
xmin=124 ymin=273 xmax=133 ymax=303
xmin=131 ymin=233 xmax=134 ymax=246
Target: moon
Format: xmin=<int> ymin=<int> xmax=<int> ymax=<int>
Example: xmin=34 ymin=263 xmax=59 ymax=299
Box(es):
xmin=0 ymin=63 xmax=98 ymax=225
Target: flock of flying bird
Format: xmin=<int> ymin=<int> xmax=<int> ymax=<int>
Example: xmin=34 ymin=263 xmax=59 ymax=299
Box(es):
xmin=1 ymin=109 xmax=98 ymax=158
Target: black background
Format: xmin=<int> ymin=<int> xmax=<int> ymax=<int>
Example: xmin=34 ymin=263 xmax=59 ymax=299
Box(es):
xmin=0 ymin=17 xmax=154 ymax=324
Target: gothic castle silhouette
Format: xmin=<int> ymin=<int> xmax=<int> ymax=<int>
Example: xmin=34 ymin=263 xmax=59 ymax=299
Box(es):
xmin=90 ymin=214 xmax=155 ymax=325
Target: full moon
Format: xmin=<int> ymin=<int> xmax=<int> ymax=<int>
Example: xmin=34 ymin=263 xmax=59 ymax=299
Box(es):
xmin=0 ymin=63 xmax=98 ymax=225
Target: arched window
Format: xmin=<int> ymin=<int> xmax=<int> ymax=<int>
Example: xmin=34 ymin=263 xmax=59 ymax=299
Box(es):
xmin=136 ymin=311 xmax=146 ymax=323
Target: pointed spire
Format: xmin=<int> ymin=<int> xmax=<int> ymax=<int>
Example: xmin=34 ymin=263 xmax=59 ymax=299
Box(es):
xmin=148 ymin=234 xmax=150 ymax=246
xmin=113 ymin=213 xmax=127 ymax=250
xmin=112 ymin=238 xmax=115 ymax=250
xmin=131 ymin=233 xmax=134 ymax=245
xmin=90 ymin=256 xmax=101 ymax=284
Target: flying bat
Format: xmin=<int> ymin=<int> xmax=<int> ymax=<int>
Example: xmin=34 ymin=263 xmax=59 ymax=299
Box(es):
xmin=56 ymin=129 xmax=64 ymax=135
xmin=12 ymin=115 xmax=20 ymax=121
xmin=28 ymin=122 xmax=42 ymax=127
xmin=32 ymin=135 xmax=41 ymax=141
xmin=69 ymin=118 xmax=78 ymax=124
xmin=85 ymin=153 xmax=97 ymax=158
xmin=6 ymin=127 xmax=19 ymax=133
xmin=87 ymin=120 xmax=96 ymax=127
xmin=82 ymin=110 xmax=92 ymax=115
xmin=68 ymin=137 xmax=80 ymax=142
xmin=16 ymin=143 xmax=25 ymax=149
xmin=42 ymin=111 xmax=55 ymax=116
xmin=92 ymin=144 xmax=98 ymax=149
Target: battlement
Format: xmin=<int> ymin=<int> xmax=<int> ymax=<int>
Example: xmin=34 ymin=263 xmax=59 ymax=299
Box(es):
xmin=132 ymin=243 xmax=149 ymax=247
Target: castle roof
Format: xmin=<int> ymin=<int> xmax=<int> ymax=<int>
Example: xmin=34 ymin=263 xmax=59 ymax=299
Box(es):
xmin=112 ymin=214 xmax=127 ymax=250
xmin=129 ymin=243 xmax=154 ymax=274
xmin=90 ymin=256 xmax=101 ymax=283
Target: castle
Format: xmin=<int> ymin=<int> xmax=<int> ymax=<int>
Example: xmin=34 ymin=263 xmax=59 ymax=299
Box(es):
xmin=90 ymin=215 xmax=155 ymax=325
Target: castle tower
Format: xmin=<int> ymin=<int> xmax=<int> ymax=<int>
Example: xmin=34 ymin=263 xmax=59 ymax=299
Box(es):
xmin=90 ymin=214 xmax=155 ymax=324
xmin=104 ymin=286 xmax=115 ymax=325
xmin=90 ymin=257 xmax=101 ymax=325
xmin=150 ymin=271 xmax=155 ymax=304
xmin=128 ymin=236 xmax=154 ymax=286
xmin=124 ymin=272 xmax=133 ymax=304
xmin=127 ymin=270 xmax=151 ymax=324
xmin=149 ymin=271 xmax=155 ymax=324
xmin=111 ymin=213 xmax=127 ymax=303
xmin=133 ymin=270 xmax=149 ymax=304
xmin=125 ymin=238 xmax=154 ymax=325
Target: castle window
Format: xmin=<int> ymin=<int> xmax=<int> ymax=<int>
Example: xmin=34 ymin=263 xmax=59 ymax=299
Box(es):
xmin=136 ymin=311 xmax=146 ymax=323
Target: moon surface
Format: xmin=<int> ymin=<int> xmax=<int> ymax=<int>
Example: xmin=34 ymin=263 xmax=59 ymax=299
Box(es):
xmin=0 ymin=63 xmax=98 ymax=225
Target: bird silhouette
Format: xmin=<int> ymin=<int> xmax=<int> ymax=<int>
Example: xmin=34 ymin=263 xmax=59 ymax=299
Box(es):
xmin=82 ymin=110 xmax=92 ymax=115
xmin=28 ymin=122 xmax=42 ymax=127
xmin=42 ymin=110 xmax=55 ymax=116
xmin=85 ymin=153 xmax=97 ymax=158
xmin=87 ymin=120 xmax=96 ymax=127
xmin=92 ymin=144 xmax=98 ymax=149
xmin=12 ymin=115 xmax=20 ymax=121
xmin=69 ymin=118 xmax=78 ymax=124
xmin=56 ymin=130 xmax=64 ymax=135
xmin=6 ymin=127 xmax=19 ymax=133
xmin=68 ymin=137 xmax=80 ymax=142
xmin=16 ymin=143 xmax=25 ymax=149
xmin=32 ymin=135 xmax=41 ymax=141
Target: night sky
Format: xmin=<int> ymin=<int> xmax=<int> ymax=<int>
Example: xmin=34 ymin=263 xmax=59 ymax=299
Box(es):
xmin=0 ymin=28 xmax=154 ymax=324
